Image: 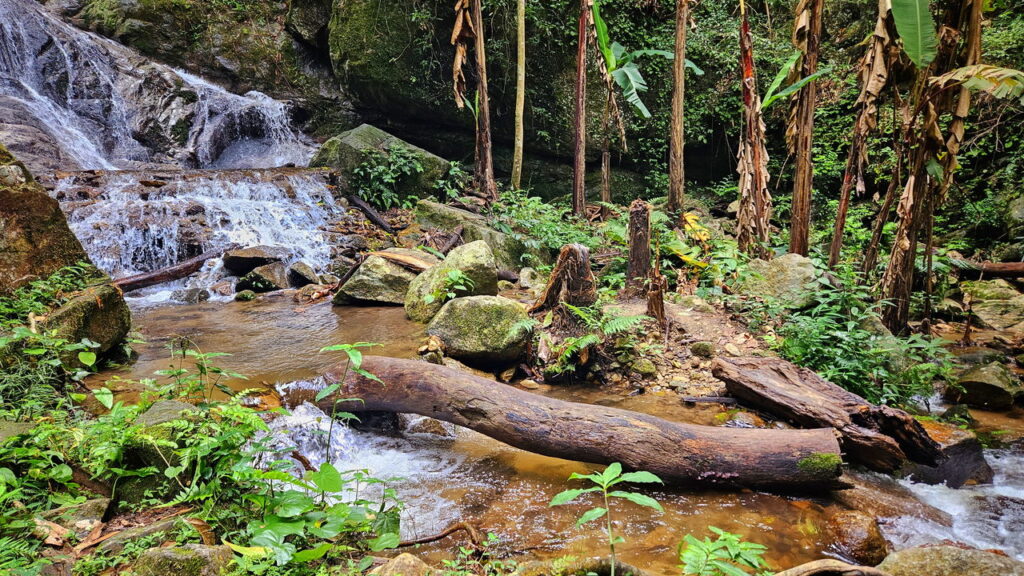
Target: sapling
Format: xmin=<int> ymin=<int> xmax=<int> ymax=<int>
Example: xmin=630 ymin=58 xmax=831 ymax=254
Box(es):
xmin=549 ymin=462 xmax=663 ymax=576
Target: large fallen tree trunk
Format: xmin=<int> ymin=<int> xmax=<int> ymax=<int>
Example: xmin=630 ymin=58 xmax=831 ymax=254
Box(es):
xmin=308 ymin=356 xmax=844 ymax=490
xmin=950 ymin=258 xmax=1024 ymax=279
xmin=711 ymin=357 xmax=942 ymax=472
xmin=112 ymin=243 xmax=239 ymax=292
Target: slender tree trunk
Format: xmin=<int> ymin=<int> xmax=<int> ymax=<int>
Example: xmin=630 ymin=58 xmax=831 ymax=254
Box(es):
xmin=511 ymin=0 xmax=527 ymax=190
xmin=571 ymin=0 xmax=589 ymax=216
xmin=626 ymin=199 xmax=652 ymax=296
xmin=472 ymin=0 xmax=497 ymax=200
xmin=736 ymin=0 xmax=772 ymax=259
xmin=667 ymin=0 xmax=690 ymax=214
xmin=862 ymin=162 xmax=900 ymax=275
xmin=600 ymin=95 xmax=613 ymax=220
xmin=787 ymin=0 xmax=823 ymax=256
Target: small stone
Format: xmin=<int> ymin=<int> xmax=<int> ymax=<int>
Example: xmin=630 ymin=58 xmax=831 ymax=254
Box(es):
xmin=724 ymin=343 xmax=741 ymax=357
xmin=826 ymin=511 xmax=888 ymax=566
xmin=498 ymin=366 xmax=517 ymax=382
xmin=498 ymin=280 xmax=516 ymax=291
xmin=690 ymin=341 xmax=715 ymax=358
xmin=236 ymin=261 xmax=289 ymax=293
xmin=287 ymin=261 xmax=319 ymax=288
xmin=209 ymin=279 xmax=234 ymax=296
xmin=726 ymin=411 xmax=764 ymax=428
xmin=632 ymin=358 xmax=657 ymax=377
xmin=519 ymin=379 xmax=540 ymax=389
xmin=234 ymin=290 xmax=257 ymax=302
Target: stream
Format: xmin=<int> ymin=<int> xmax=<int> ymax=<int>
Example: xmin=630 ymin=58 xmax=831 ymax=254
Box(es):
xmin=4 ymin=0 xmax=1022 ymax=570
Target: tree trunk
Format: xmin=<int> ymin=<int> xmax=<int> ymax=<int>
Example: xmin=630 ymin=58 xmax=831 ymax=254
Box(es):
xmin=511 ymin=0 xmax=526 ymax=190
xmin=736 ymin=0 xmax=772 ymax=259
xmin=112 ymin=243 xmax=239 ymax=292
xmin=862 ymin=159 xmax=901 ymax=275
xmin=472 ymin=0 xmax=497 ymax=201
xmin=530 ymin=243 xmax=598 ymax=315
xmin=625 ymin=199 xmax=651 ymax=296
xmin=711 ymin=357 xmax=943 ymax=472
xmin=647 ymin=268 xmax=667 ymax=330
xmin=950 ymin=259 xmax=1024 ymax=279
xmin=571 ymin=0 xmax=589 ymax=216
xmin=309 ymin=356 xmax=845 ymax=490
xmin=786 ymin=0 xmax=822 ymax=256
xmin=667 ymin=0 xmax=690 ymax=214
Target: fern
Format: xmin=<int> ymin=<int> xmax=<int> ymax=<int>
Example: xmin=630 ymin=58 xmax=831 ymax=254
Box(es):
xmin=602 ymin=314 xmax=650 ymax=335
xmin=0 ymin=536 xmax=46 ymax=572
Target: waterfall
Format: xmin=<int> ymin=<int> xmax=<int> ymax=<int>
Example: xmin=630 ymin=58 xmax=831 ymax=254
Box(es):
xmin=0 ymin=0 xmax=312 ymax=171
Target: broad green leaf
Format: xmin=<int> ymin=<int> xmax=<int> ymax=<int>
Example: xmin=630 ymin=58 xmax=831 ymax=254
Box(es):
xmin=762 ymin=67 xmax=833 ymax=109
xmin=291 ymin=543 xmax=332 ymax=563
xmin=93 ymin=387 xmax=114 ymax=410
xmin=891 ymin=0 xmax=937 ymax=68
xmin=368 ymin=532 xmax=400 ymax=551
xmin=601 ymin=462 xmax=623 ymax=485
xmin=223 ymin=540 xmax=267 ymax=557
xmin=617 ymin=470 xmax=664 ymax=484
xmin=576 ymin=507 xmax=607 ymax=526
xmin=762 ymin=52 xmax=800 ymax=106
xmin=314 ymin=383 xmax=341 ymax=403
xmin=307 ymin=462 xmax=343 ymax=493
xmin=77 ymin=351 xmax=97 ymax=367
xmin=609 ymin=490 xmax=664 ymax=512
xmin=549 ymin=487 xmax=599 ymax=506
xmin=272 ymin=491 xmax=314 ymax=518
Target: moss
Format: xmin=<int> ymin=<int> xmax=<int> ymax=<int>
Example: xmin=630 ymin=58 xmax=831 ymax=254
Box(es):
xmin=797 ymin=452 xmax=843 ymax=475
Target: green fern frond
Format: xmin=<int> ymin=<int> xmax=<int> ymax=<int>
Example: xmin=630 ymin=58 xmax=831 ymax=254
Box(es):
xmin=602 ymin=314 xmax=650 ymax=335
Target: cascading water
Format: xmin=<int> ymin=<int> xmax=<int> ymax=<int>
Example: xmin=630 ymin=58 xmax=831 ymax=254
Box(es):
xmin=0 ymin=0 xmax=312 ymax=171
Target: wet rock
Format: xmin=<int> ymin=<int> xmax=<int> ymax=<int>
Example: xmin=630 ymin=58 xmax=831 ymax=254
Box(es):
xmin=0 ymin=143 xmax=92 ymax=295
xmin=900 ymin=418 xmax=993 ymax=487
xmin=338 ymin=248 xmax=440 ymax=305
xmin=368 ymin=553 xmax=436 ymax=576
xmin=286 ymin=0 xmax=332 ymax=49
xmin=288 ymin=261 xmax=319 ymax=288
xmin=42 ymin=498 xmax=110 ymax=539
xmin=945 ymin=362 xmax=1021 ymax=410
xmin=832 ymin=470 xmax=953 ymax=527
xmin=236 ymin=261 xmax=289 ymax=293
xmin=734 ymin=253 xmax=818 ymax=309
xmin=415 ymin=200 xmax=545 ymax=269
xmin=222 ymin=246 xmax=287 ymax=276
xmin=335 ymin=234 xmax=369 ymax=258
xmin=877 ymin=545 xmax=1024 ymax=576
xmin=310 ymin=124 xmax=448 ymax=200
xmin=940 ymin=403 xmax=978 ymax=426
xmin=171 ymin=288 xmax=210 ymax=304
xmin=961 ymin=279 xmax=1024 ymax=331
xmin=209 ymin=279 xmax=234 ymax=296
xmin=402 ymin=415 xmax=454 ymax=437
xmin=690 ymin=341 xmax=716 ymax=358
xmin=726 ymin=411 xmax=765 ymax=428
xmin=43 ymin=284 xmax=132 ymax=359
xmin=405 ymin=241 xmax=499 ymax=322
xmin=519 ymin=267 xmax=544 ymax=289
xmin=825 ymin=510 xmax=888 ymax=566
xmin=235 ymin=289 xmax=257 ymax=302
xmin=498 ymin=279 xmax=516 ymax=291
xmin=952 ymin=347 xmax=1006 ymax=366
xmin=427 ymin=296 xmax=530 ymax=366
xmin=133 ymin=544 xmax=233 ymax=576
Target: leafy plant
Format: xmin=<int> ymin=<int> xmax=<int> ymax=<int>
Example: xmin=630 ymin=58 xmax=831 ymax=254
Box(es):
xmin=678 ymin=527 xmax=772 ymax=576
xmin=423 ymin=270 xmax=476 ymax=305
xmin=352 ymin=144 xmax=424 ymax=210
xmin=891 ymin=0 xmax=937 ymax=68
xmin=434 ymin=161 xmax=471 ymax=200
xmin=550 ymin=462 xmax=663 ymax=576
xmin=488 ymin=189 xmax=596 ymax=254
xmin=317 ymin=341 xmax=382 ymax=459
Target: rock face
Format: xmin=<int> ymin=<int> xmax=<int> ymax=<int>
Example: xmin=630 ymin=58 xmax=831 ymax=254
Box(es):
xmin=426 ymin=296 xmax=530 ymax=365
xmin=900 ymin=418 xmax=993 ymax=487
xmin=961 ymin=279 xmax=1024 ymax=331
xmin=734 ymin=253 xmax=818 ymax=309
xmin=877 ymin=545 xmax=1024 ymax=576
xmin=405 ymin=241 xmax=500 ymax=322
xmin=0 ymin=144 xmax=90 ymax=295
xmin=236 ymin=262 xmax=290 ymax=293
xmin=946 ymin=362 xmax=1021 ymax=410
xmin=826 ymin=511 xmax=887 ymax=566
xmin=310 ymin=124 xmax=448 ymax=199
xmin=133 ymin=544 xmax=233 ymax=576
xmin=222 ymin=246 xmax=287 ymax=276
xmin=42 ymin=498 xmax=111 ymax=540
xmin=337 ymin=248 xmax=441 ymax=305
xmin=414 ymin=200 xmax=542 ymax=269
xmin=369 ymin=553 xmax=435 ymax=576
xmin=42 ymin=285 xmax=132 ymax=357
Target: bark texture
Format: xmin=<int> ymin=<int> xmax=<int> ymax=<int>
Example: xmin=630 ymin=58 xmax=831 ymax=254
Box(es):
xmin=113 ymin=243 xmax=239 ymax=292
xmin=571 ymin=0 xmax=589 ymax=216
xmin=667 ymin=0 xmax=690 ymax=214
xmin=786 ymin=0 xmax=823 ymax=256
xmin=530 ymin=244 xmax=597 ymax=315
xmin=736 ymin=2 xmax=772 ymax=259
xmin=310 ymin=356 xmax=845 ymax=490
xmin=625 ymin=199 xmax=651 ymax=296
xmin=712 ymin=357 xmax=942 ymax=472
xmin=511 ymin=0 xmax=526 ymax=189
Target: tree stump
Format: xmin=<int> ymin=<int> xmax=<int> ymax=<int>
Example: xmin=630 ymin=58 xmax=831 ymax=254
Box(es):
xmin=625 ymin=199 xmax=651 ymax=296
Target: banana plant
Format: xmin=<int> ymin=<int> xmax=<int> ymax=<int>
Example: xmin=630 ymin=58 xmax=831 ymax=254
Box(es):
xmin=891 ymin=0 xmax=937 ymax=68
xmin=761 ymin=51 xmax=832 ymax=110
xmin=592 ymin=0 xmax=702 ymax=118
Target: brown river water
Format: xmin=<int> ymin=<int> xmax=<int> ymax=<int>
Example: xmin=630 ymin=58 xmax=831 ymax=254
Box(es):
xmin=94 ymin=296 xmax=1024 ymax=574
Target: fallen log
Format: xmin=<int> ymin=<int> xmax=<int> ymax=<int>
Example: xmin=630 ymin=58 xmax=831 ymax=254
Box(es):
xmin=711 ymin=357 xmax=943 ymax=472
xmin=309 ymin=356 xmax=844 ymax=490
xmin=774 ymin=559 xmax=891 ymax=576
xmin=112 ymin=243 xmax=239 ymax=292
xmin=440 ymin=224 xmax=465 ymax=254
xmin=370 ymin=250 xmax=436 ymax=273
xmin=950 ymin=258 xmax=1024 ymax=279
xmin=346 ymin=195 xmax=395 ymax=234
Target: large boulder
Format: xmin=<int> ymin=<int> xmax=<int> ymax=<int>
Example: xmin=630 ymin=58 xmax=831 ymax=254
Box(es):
xmin=0 ymin=144 xmax=90 ymax=295
xmin=42 ymin=284 xmax=131 ymax=358
xmin=236 ymin=262 xmax=289 ymax=293
xmin=310 ymin=124 xmax=448 ymax=200
xmin=733 ymin=253 xmax=818 ymax=309
xmin=900 ymin=418 xmax=993 ymax=487
xmin=133 ymin=544 xmax=233 ymax=576
xmin=414 ymin=200 xmax=543 ymax=269
xmin=426 ymin=296 xmax=530 ymax=365
xmin=877 ymin=545 xmax=1024 ymax=576
xmin=222 ymin=246 xmax=287 ymax=276
xmin=405 ymin=241 xmax=499 ymax=322
xmin=945 ymin=362 xmax=1021 ymax=410
xmin=337 ymin=248 xmax=441 ymax=305
xmin=961 ymin=279 xmax=1024 ymax=331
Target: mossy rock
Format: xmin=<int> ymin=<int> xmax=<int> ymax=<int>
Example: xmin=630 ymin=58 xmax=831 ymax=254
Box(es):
xmin=42 ymin=498 xmax=111 ymax=539
xmin=734 ymin=253 xmax=819 ymax=310
xmin=236 ymin=262 xmax=289 ymax=293
xmin=338 ymin=248 xmax=440 ymax=305
xmin=310 ymin=124 xmax=449 ymax=201
xmin=405 ymin=241 xmax=499 ymax=322
xmin=368 ymin=553 xmax=435 ymax=576
xmin=414 ymin=200 xmax=546 ymax=269
xmin=133 ymin=544 xmax=233 ymax=576
xmin=43 ymin=284 xmax=131 ymax=358
xmin=945 ymin=362 xmax=1021 ymax=410
xmin=426 ymin=296 xmax=530 ymax=366
xmin=877 ymin=545 xmax=1024 ymax=576
xmin=0 ymin=421 xmax=35 ymax=443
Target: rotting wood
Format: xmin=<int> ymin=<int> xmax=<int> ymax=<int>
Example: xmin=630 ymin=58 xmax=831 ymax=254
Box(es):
xmin=112 ymin=243 xmax=239 ymax=293
xmin=949 ymin=258 xmax=1024 ymax=279
xmin=625 ymin=199 xmax=651 ymax=297
xmin=440 ymin=224 xmax=465 ymax=254
xmin=711 ymin=356 xmax=942 ymax=472
xmin=369 ymin=251 xmax=437 ymax=273
xmin=529 ymin=244 xmax=597 ymax=317
xmin=309 ymin=356 xmax=845 ymax=490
